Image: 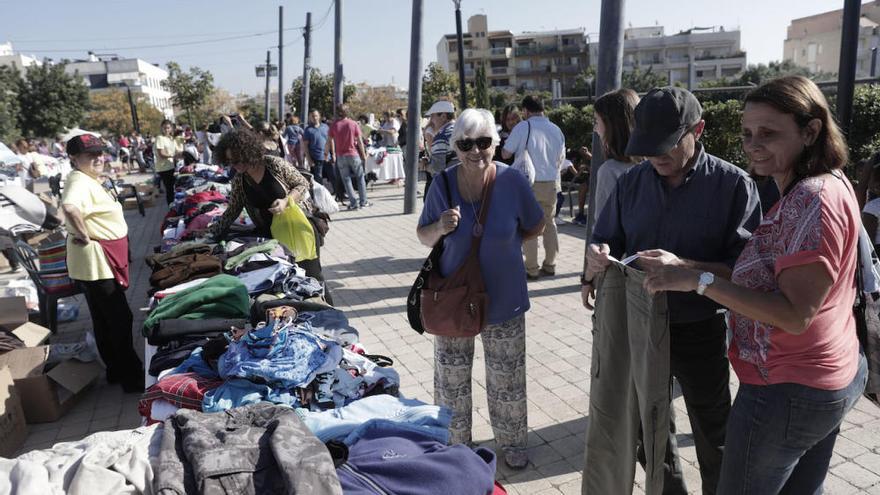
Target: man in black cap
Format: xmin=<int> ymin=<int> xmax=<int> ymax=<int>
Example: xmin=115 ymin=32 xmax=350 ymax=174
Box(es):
xmin=583 ymin=87 xmax=761 ymax=493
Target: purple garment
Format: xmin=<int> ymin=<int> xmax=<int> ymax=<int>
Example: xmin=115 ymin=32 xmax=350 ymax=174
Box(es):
xmin=418 ymin=164 xmax=543 ymax=324
xmin=337 ymin=420 xmax=496 ymax=495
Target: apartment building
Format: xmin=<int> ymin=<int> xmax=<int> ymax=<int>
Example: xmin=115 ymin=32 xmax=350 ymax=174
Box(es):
xmin=588 ymin=26 xmax=747 ymax=86
xmin=784 ymin=1 xmax=880 ymax=76
xmin=64 ymin=53 xmax=175 ymax=119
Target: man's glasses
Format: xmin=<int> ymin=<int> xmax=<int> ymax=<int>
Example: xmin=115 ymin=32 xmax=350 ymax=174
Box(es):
xmin=455 ymin=137 xmax=493 ymax=152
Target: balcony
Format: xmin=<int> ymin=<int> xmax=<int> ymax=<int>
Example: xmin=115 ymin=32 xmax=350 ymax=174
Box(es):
xmin=515 ymin=44 xmax=560 ymax=56
xmin=516 ymin=65 xmax=551 ymax=75
xmin=489 ymin=47 xmax=512 ymax=58
xmin=491 ymin=66 xmax=512 ymax=76
xmin=694 ymin=50 xmax=746 ymax=61
xmin=463 ymin=67 xmax=475 ymax=77
xmin=554 ymin=64 xmax=581 ymax=74
xmin=561 ymin=44 xmax=585 ymax=54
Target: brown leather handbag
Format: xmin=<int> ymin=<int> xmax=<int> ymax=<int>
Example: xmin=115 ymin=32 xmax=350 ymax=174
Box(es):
xmin=420 ymin=166 xmax=495 ymax=338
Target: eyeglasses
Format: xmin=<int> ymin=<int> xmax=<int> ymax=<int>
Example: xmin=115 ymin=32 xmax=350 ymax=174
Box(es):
xmin=455 ymin=137 xmax=493 ymax=152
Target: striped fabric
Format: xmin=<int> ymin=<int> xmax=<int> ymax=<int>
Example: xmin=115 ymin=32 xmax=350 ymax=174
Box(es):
xmin=37 ymin=237 xmax=75 ymax=294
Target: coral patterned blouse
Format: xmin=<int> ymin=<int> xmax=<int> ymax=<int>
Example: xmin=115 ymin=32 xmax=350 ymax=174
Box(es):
xmin=729 ymin=174 xmax=861 ymax=390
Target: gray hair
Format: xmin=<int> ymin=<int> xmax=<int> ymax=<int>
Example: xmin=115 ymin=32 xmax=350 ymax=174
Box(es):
xmin=451 ymin=108 xmax=500 ymax=146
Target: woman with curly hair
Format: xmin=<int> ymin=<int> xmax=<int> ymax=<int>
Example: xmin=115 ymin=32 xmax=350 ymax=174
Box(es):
xmin=208 ymin=129 xmax=320 ymax=270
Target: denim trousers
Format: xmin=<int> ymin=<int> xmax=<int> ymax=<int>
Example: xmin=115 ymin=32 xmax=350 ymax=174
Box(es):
xmin=336 ymin=155 xmax=368 ymax=207
xmin=717 ymin=352 xmax=867 ymax=495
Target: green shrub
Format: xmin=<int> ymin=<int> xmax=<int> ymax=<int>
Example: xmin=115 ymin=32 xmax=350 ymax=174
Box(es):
xmin=701 ymin=100 xmax=746 ymax=168
xmin=547 ymin=104 xmax=595 ymax=153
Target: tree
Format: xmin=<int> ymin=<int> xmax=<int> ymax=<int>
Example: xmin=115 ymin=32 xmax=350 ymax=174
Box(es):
xmin=851 ymin=84 xmax=880 ymax=162
xmin=17 ymin=63 xmax=88 ymax=138
xmin=162 ymin=62 xmax=214 ymax=128
xmin=701 ymin=99 xmax=746 ymax=167
xmin=82 ymin=89 xmax=165 ymax=136
xmin=237 ymin=95 xmax=280 ymax=128
xmin=193 ymin=88 xmax=238 ymax=128
xmin=285 ymin=68 xmax=356 ymax=119
xmin=421 ymin=62 xmax=459 ymax=113
xmin=474 ymin=65 xmax=489 ymax=108
xmin=546 ymin=104 xmax=595 ymax=152
xmin=0 ymin=66 xmax=21 ymax=143
xmin=622 ymin=65 xmax=668 ymax=93
xmin=347 ymin=86 xmax=408 ymax=119
xmin=571 ymin=66 xmax=597 ymax=100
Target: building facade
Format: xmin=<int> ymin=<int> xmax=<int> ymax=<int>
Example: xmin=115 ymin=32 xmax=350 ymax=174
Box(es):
xmin=64 ymin=53 xmax=174 ymax=119
xmin=784 ymin=1 xmax=880 ymax=77
xmin=436 ymin=16 xmax=745 ymax=97
xmin=0 ymin=42 xmax=42 ymax=73
xmin=589 ymin=26 xmax=747 ymax=87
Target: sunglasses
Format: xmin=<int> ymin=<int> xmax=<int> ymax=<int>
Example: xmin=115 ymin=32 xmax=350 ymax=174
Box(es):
xmin=455 ymin=137 xmax=493 ymax=152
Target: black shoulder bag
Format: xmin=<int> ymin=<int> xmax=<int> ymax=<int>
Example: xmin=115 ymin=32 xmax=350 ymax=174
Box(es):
xmin=407 ymin=170 xmax=454 ymax=334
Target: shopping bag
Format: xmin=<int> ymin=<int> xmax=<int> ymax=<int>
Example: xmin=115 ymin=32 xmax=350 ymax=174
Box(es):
xmin=511 ymin=121 xmax=535 ymax=185
xmin=312 ymin=182 xmax=339 ymax=215
xmin=271 ymin=201 xmax=318 ymax=262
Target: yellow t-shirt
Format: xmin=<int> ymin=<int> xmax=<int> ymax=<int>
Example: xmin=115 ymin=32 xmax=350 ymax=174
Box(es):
xmin=154 ymin=135 xmax=182 ymax=172
xmin=61 ymin=171 xmax=128 ymax=281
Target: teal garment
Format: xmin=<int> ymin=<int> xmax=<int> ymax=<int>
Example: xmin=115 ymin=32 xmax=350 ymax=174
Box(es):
xmin=224 ymin=239 xmax=280 ymax=271
xmin=142 ymin=274 xmax=250 ymax=336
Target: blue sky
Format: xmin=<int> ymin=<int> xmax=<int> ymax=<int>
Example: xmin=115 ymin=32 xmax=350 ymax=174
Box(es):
xmin=0 ymin=0 xmax=853 ymax=95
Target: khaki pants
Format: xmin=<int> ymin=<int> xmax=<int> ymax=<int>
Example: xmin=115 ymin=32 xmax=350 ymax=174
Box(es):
xmin=583 ymin=263 xmax=671 ymax=495
xmin=524 ymin=181 xmax=558 ymax=276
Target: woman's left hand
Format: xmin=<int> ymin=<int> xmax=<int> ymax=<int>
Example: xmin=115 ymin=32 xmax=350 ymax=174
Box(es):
xmin=643 ymin=266 xmax=700 ymax=295
xmin=268 ymin=196 xmax=289 ymax=215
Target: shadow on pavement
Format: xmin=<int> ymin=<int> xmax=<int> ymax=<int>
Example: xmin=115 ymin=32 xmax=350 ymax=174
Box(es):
xmin=325 ymin=256 xmax=423 ymax=279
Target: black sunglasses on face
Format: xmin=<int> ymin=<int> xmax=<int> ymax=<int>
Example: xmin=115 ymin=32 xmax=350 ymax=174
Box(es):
xmin=455 ymin=137 xmax=493 ymax=152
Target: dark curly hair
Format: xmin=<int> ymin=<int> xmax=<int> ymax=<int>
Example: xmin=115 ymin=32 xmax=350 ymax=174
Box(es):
xmin=214 ymin=129 xmax=266 ymax=167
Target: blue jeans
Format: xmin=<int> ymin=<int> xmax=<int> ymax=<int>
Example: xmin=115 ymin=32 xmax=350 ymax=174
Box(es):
xmin=337 ymin=155 xmax=367 ymax=208
xmin=311 ymin=159 xmax=325 ymax=182
xmin=718 ymin=352 xmax=867 ymax=494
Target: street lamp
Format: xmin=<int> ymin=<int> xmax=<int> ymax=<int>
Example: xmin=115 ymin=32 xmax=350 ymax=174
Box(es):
xmin=255 ymin=51 xmax=279 ymax=123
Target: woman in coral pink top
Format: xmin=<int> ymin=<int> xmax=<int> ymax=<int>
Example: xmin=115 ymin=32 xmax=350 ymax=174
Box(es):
xmin=643 ymin=76 xmax=867 ymax=494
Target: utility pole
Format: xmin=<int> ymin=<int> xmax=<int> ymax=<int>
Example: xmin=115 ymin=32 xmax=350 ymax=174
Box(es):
xmin=124 ymin=84 xmax=140 ymax=134
xmin=871 ymin=46 xmax=878 ymax=78
xmin=404 ymin=0 xmax=424 ymax=214
xmin=302 ymin=12 xmax=312 ymax=124
xmin=278 ymin=5 xmax=284 ymax=119
xmin=333 ymin=0 xmax=344 ymax=115
xmin=585 ymin=0 xmax=625 ymax=243
xmin=837 ymin=0 xmax=861 ymax=138
xmin=453 ymin=0 xmax=467 ymax=110
xmin=264 ymin=50 xmax=272 ymax=122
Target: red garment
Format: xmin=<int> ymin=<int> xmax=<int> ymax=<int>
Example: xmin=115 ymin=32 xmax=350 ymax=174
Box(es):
xmin=96 ymin=237 xmax=130 ymax=288
xmin=493 ymin=481 xmax=508 ymax=494
xmin=729 ymin=175 xmax=860 ymax=390
xmin=184 ymin=190 xmax=227 ymax=207
xmin=138 ymin=372 xmax=223 ymax=425
xmin=328 ymin=118 xmax=362 ymax=157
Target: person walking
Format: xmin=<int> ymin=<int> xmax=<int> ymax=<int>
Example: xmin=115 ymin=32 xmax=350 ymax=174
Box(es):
xmin=424 ymin=100 xmax=457 ymax=201
xmin=643 ymin=76 xmax=866 ymax=494
xmin=327 ymin=104 xmax=370 ymax=210
xmin=302 ymin=110 xmax=334 ymax=192
xmin=417 ymin=108 xmax=544 ymax=470
xmin=62 ymin=134 xmax=144 ymax=392
xmin=155 ymin=119 xmax=182 ymax=203
xmin=583 ymin=87 xmax=762 ymax=494
xmin=502 ymin=95 xmax=566 ymax=280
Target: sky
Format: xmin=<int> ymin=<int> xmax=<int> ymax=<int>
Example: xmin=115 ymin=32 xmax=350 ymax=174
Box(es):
xmin=0 ymin=0 xmax=857 ymax=96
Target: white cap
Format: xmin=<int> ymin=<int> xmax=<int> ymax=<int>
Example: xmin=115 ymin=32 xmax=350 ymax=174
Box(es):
xmin=425 ymin=100 xmax=455 ymax=116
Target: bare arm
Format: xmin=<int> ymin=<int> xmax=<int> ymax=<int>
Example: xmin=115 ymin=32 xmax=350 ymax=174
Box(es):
xmin=302 ymin=138 xmax=314 ymax=167
xmin=61 ymin=204 xmax=91 ymax=243
xmin=416 ymin=207 xmax=461 ymax=247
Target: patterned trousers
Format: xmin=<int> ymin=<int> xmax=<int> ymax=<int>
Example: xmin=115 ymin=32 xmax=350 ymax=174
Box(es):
xmin=433 ymin=314 xmax=528 ymax=449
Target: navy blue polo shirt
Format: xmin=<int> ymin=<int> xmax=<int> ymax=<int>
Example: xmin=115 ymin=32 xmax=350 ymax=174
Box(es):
xmin=592 ymin=144 xmax=762 ymax=324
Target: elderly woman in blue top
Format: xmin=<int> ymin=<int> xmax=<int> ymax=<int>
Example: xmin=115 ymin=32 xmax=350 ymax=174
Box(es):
xmin=417 ymin=108 xmax=545 ymax=470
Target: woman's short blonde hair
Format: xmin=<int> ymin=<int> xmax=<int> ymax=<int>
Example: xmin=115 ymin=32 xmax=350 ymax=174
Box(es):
xmin=451 ymin=108 xmax=501 ymax=147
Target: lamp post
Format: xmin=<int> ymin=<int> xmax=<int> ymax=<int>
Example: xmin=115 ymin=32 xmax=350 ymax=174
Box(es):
xmin=453 ymin=0 xmax=467 ymax=110
xmin=255 ymin=52 xmax=278 ymax=123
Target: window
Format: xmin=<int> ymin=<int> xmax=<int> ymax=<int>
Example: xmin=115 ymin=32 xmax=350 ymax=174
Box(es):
xmin=571 ymin=57 xmax=579 ymax=66
xmin=517 ymin=59 xmax=532 ymax=69
xmin=490 ymin=60 xmax=507 ymax=68
xmin=696 ymin=70 xmax=705 ymax=77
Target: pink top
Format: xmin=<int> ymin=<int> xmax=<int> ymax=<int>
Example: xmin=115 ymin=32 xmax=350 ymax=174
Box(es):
xmin=328 ymin=118 xmax=362 ymax=157
xmin=729 ymin=174 xmax=860 ymax=390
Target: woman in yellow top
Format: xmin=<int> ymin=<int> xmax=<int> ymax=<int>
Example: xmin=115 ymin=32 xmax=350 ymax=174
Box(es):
xmin=62 ymin=134 xmax=143 ymax=393
xmin=154 ymin=119 xmax=183 ymax=203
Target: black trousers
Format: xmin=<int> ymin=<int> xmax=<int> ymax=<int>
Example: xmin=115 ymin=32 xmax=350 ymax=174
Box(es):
xmin=158 ymin=169 xmax=175 ymax=204
xmin=640 ymin=313 xmax=731 ymax=495
xmin=80 ymin=278 xmax=143 ymax=386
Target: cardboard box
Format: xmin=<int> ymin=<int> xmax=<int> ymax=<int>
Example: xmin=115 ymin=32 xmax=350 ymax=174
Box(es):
xmin=0 ymin=366 xmax=27 ymax=457
xmin=122 ymin=196 xmax=140 ymax=210
xmin=0 ymin=346 xmax=103 ymax=423
xmin=0 ymin=297 xmax=50 ymax=347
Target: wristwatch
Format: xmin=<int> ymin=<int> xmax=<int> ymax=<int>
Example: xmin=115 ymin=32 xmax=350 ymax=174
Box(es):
xmin=580 ymin=274 xmax=593 ymax=286
xmin=696 ymin=272 xmax=715 ymax=295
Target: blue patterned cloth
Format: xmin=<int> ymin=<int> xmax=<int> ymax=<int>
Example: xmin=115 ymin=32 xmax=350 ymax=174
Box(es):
xmin=218 ymin=321 xmax=329 ymax=389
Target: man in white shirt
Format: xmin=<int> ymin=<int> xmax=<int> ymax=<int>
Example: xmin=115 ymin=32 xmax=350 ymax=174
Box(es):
xmin=502 ymin=95 xmax=566 ymax=279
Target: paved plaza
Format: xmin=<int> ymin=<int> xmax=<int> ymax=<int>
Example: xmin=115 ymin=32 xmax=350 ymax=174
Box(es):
xmin=12 ymin=180 xmax=880 ymax=494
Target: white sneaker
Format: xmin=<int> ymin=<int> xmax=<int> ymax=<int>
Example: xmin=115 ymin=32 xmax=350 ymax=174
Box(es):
xmin=554 ymin=217 xmax=565 ymax=226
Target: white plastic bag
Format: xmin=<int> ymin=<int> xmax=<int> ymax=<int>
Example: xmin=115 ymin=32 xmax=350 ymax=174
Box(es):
xmin=511 ymin=121 xmax=536 ymax=185
xmin=313 ymin=182 xmax=339 ymax=215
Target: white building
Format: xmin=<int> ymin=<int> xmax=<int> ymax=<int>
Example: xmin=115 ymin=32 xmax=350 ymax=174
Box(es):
xmin=589 ymin=26 xmax=747 ymax=86
xmin=0 ymin=42 xmax=42 ymax=73
xmin=64 ymin=53 xmax=174 ymax=119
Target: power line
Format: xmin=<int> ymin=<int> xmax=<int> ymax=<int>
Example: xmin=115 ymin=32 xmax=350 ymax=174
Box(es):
xmin=10 ymin=29 xmax=282 ymax=44
xmin=13 ymin=31 xmax=280 ymax=54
